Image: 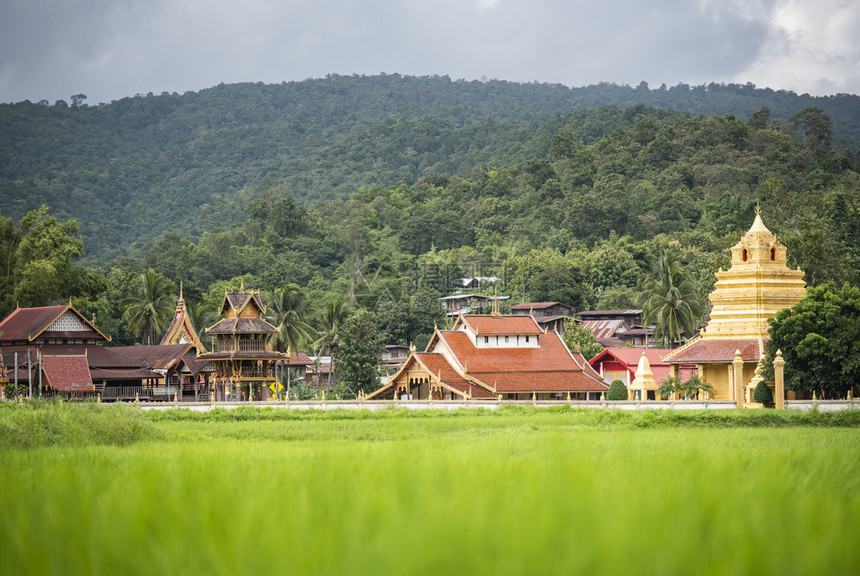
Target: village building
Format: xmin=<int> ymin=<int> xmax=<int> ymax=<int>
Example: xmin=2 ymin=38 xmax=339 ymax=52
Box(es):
xmin=439 ymin=293 xmax=510 ymax=317
xmin=381 ymin=344 xmax=410 ymax=372
xmin=575 ymin=309 xmax=652 ymax=347
xmin=507 ymin=301 xmax=575 ymax=333
xmin=588 ymin=348 xmax=697 ymax=400
xmin=0 ymin=303 xmax=163 ymax=400
xmin=197 ymin=286 xmax=289 ymax=401
xmin=366 ymin=312 xmax=608 ymax=401
xmin=663 ymin=208 xmax=806 ymax=403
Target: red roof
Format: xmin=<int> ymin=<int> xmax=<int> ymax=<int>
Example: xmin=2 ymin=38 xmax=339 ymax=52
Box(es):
xmin=287 ymin=352 xmax=313 ymax=366
xmin=0 ymin=305 xmax=107 ymax=343
xmin=438 ymin=330 xmax=606 ymax=392
xmin=459 ymin=315 xmax=544 ymax=336
xmin=663 ymin=338 xmax=762 ymax=364
xmin=41 ymin=354 xmax=94 ymax=392
xmin=589 ymin=348 xmax=676 ymax=382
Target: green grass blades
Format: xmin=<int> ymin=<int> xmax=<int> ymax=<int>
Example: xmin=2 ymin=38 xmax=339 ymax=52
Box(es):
xmin=1 ymin=410 xmax=859 ymax=575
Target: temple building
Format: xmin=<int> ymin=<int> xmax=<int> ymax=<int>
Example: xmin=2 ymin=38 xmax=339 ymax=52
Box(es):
xmin=663 ymin=208 xmax=806 ymax=402
xmin=366 ymin=312 xmax=608 ymax=400
xmin=197 ymin=286 xmax=289 ymax=401
xmin=0 ymin=303 xmax=161 ymax=399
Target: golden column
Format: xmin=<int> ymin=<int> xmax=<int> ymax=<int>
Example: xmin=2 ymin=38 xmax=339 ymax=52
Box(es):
xmin=732 ymin=350 xmax=745 ymax=409
xmin=773 ymin=349 xmax=785 ymax=410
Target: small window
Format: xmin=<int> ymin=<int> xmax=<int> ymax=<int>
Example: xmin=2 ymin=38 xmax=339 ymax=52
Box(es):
xmin=484 ymin=336 xmax=489 ymax=344
xmin=741 ymin=248 xmax=748 ymax=262
xmin=504 ymin=336 xmax=509 ymax=343
xmin=525 ymin=335 xmax=529 ymax=343
xmin=771 ymin=247 xmax=776 ymax=261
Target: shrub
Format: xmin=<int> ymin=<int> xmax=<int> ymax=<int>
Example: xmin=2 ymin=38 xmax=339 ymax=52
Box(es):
xmin=754 ymin=381 xmax=774 ymax=406
xmin=607 ymin=379 xmax=628 ymax=401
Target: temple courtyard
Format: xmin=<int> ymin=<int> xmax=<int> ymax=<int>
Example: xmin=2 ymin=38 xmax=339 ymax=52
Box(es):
xmin=1 ymin=404 xmax=858 ymax=575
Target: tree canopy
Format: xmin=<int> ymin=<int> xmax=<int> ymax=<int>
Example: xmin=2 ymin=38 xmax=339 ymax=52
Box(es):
xmin=766 ymin=283 xmax=860 ymax=399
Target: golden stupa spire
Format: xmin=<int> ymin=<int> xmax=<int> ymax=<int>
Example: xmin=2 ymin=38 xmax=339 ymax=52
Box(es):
xmin=490 ymin=287 xmax=501 ymax=317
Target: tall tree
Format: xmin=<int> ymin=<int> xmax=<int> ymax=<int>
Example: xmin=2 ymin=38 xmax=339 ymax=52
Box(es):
xmin=121 ymin=268 xmax=175 ymax=345
xmin=265 ymin=284 xmax=315 ymax=354
xmin=637 ymin=250 xmax=707 ymax=348
xmin=333 ymin=309 xmax=384 ymax=395
xmin=313 ymin=299 xmax=350 ymax=358
xmin=561 ymin=317 xmax=603 ymax=361
xmin=4 ymin=206 xmax=84 ymax=313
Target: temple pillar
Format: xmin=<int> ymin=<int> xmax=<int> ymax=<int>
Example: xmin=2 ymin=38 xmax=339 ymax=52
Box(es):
xmin=773 ymin=349 xmax=785 ymax=410
xmin=733 ymin=350 xmax=744 ymax=409
xmin=727 ymin=364 xmax=735 ymax=401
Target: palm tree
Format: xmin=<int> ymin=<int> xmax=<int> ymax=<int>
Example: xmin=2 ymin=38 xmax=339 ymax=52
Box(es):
xmin=187 ymin=301 xmax=218 ymax=348
xmin=121 ymin=268 xmax=175 ymax=345
xmin=657 ymin=375 xmax=680 ymax=400
xmin=679 ymin=374 xmax=712 ymax=400
xmin=637 ymin=250 xmax=707 ymax=348
xmin=312 ymin=299 xmax=350 ymax=357
xmin=312 ymin=299 xmax=350 ymax=386
xmin=265 ymin=284 xmax=314 ymax=354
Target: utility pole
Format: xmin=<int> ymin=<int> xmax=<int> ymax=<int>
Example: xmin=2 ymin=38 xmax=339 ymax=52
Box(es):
xmin=27 ymin=349 xmax=32 ymax=399
xmin=13 ymin=352 xmax=18 ymax=399
xmin=38 ymin=345 xmax=43 ymax=397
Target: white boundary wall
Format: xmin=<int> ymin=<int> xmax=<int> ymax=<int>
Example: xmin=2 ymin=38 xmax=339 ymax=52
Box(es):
xmin=137 ymin=399 xmax=742 ymax=412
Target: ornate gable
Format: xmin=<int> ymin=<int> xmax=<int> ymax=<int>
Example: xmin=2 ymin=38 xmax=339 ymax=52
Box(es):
xmin=160 ymin=289 xmax=207 ymax=352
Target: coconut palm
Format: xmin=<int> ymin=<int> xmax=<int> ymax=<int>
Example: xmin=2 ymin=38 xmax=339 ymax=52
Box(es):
xmin=637 ymin=250 xmax=707 ymax=348
xmin=265 ymin=284 xmax=315 ymax=354
xmin=187 ymin=301 xmax=218 ymax=348
xmin=312 ymin=299 xmax=350 ymax=357
xmin=121 ymin=268 xmax=175 ymax=345
xmin=311 ymin=299 xmax=350 ymax=386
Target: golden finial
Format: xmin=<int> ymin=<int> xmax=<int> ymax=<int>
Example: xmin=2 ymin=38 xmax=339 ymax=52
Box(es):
xmin=179 ymin=281 xmax=184 ymax=301
xmin=491 ymin=287 xmax=501 ymax=317
xmin=240 ymin=279 xmax=245 ymax=292
xmin=755 ymin=201 xmax=762 ymax=215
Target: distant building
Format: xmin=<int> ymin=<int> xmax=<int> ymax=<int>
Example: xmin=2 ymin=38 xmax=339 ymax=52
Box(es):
xmin=507 ymin=301 xmax=575 ymax=333
xmin=575 ymin=309 xmax=650 ymax=347
xmin=439 ymin=293 xmax=510 ymax=317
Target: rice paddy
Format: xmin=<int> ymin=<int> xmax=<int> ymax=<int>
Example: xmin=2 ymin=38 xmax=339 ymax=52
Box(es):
xmin=2 ymin=404 xmax=858 ymax=575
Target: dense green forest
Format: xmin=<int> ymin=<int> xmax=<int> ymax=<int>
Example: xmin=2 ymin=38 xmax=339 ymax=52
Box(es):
xmin=1 ymin=89 xmax=857 ymax=357
xmin=1 ymin=75 xmax=859 ymax=264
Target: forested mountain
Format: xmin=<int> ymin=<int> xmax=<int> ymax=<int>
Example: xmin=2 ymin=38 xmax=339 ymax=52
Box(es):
xmin=1 ymin=75 xmax=859 ymax=263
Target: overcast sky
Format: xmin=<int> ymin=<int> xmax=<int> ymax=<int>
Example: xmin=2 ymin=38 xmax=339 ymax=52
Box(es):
xmin=1 ymin=0 xmax=858 ymax=105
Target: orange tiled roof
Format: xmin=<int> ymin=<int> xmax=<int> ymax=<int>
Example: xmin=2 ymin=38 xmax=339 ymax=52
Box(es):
xmin=663 ymin=338 xmax=762 ymax=364
xmin=438 ymin=330 xmax=606 ymax=392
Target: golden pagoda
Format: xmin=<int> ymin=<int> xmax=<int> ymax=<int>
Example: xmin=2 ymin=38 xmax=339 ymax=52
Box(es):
xmin=664 ymin=207 xmax=806 ymax=403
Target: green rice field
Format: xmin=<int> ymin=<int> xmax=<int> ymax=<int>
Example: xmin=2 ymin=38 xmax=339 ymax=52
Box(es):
xmin=2 ymin=403 xmax=859 ymax=575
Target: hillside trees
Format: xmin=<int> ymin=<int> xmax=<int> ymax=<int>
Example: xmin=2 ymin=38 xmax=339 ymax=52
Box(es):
xmin=0 ymin=206 xmax=86 ymax=317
